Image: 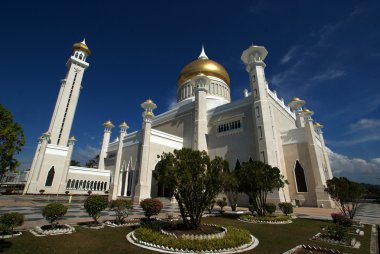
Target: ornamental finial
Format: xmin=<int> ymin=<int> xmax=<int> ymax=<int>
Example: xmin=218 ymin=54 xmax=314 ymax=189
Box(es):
xmin=198 ymin=45 xmax=208 ymax=59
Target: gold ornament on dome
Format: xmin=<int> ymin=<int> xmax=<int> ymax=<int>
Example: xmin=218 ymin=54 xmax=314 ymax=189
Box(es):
xmin=72 ymin=41 xmax=91 ymax=56
xmin=178 ymin=59 xmax=230 ymax=87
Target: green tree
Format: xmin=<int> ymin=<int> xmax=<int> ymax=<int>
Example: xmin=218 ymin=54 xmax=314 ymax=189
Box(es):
xmin=110 ymin=199 xmax=133 ymax=224
xmin=85 ymin=155 xmax=99 ymax=168
xmin=42 ymin=203 xmax=68 ymax=228
xmin=140 ymin=198 xmax=163 ymax=220
xmin=0 ymin=104 xmax=25 ymax=176
xmin=70 ymin=160 xmax=81 ymax=166
xmin=223 ymin=171 xmax=239 ymax=211
xmin=154 ymin=148 xmax=226 ymax=229
xmin=325 ymin=177 xmax=363 ymax=219
xmin=236 ymin=160 xmax=286 ymax=216
xmin=84 ymin=195 xmax=108 ymax=224
xmin=0 ymin=212 xmax=24 ymax=233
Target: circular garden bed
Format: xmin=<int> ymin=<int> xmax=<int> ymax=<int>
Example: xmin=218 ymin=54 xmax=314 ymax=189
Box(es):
xmin=127 ymin=222 xmax=258 ymax=253
xmin=239 ymin=214 xmax=292 ymax=224
xmin=30 ymin=224 xmax=75 ymax=236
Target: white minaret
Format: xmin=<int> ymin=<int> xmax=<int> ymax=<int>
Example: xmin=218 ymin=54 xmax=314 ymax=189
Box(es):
xmin=134 ymin=99 xmax=157 ymax=203
xmin=24 ymin=40 xmax=91 ymax=195
xmin=193 ymin=74 xmax=209 ymax=152
xmin=109 ymin=121 xmax=129 ymax=201
xmin=241 ymin=45 xmax=277 ymax=166
xmin=48 ymin=39 xmax=90 ymax=146
xmin=98 ymin=120 xmax=114 ymax=170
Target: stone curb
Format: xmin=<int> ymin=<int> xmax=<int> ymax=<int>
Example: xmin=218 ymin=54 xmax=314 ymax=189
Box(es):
xmin=126 ymin=231 xmax=259 ymax=254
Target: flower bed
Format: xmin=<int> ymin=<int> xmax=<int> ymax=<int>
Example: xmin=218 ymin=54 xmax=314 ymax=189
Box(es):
xmin=77 ymin=221 xmax=105 ymax=229
xmin=311 ymin=232 xmax=361 ymax=249
xmin=239 ymin=214 xmax=292 ymax=224
xmin=160 ymin=224 xmax=227 ymax=240
xmin=283 ymin=244 xmax=348 ymax=254
xmin=128 ymin=224 xmax=258 ymax=253
xmin=104 ymin=218 xmax=145 ymax=228
xmin=0 ymin=231 xmax=22 ymax=239
xmin=30 ymin=224 xmax=75 ymax=236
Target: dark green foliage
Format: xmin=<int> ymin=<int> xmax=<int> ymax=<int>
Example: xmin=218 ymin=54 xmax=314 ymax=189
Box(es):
xmin=278 ymin=202 xmax=293 ymax=215
xmin=326 ymin=224 xmax=349 ymax=241
xmin=216 ymin=197 xmax=227 ymax=212
xmin=140 ymin=198 xmax=163 ymax=219
xmin=236 ymin=160 xmax=287 ymax=216
xmin=110 ymin=199 xmax=133 ymax=224
xmin=264 ymin=203 xmax=276 ymax=215
xmin=223 ymin=170 xmax=239 ymax=211
xmin=134 ymin=225 xmax=251 ymax=252
xmin=240 ymin=214 xmax=290 ymax=222
xmin=70 ymin=160 xmax=81 ymax=166
xmin=39 ymin=189 xmax=45 ymax=194
xmin=42 ymin=203 xmax=68 ymax=228
xmin=331 ymin=213 xmax=352 ymax=227
xmin=85 ymin=155 xmax=99 ymax=168
xmin=0 ymin=104 xmax=25 ymax=175
xmin=84 ymin=195 xmax=108 ymax=223
xmin=326 ymin=177 xmax=363 ymax=219
xmin=0 ymin=212 xmax=24 ymax=233
xmin=207 ymin=199 xmax=216 ymax=214
xmin=154 ymin=148 xmax=227 ymax=229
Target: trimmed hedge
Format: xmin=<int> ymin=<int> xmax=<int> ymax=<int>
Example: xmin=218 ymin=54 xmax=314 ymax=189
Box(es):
xmin=278 ymin=202 xmax=293 ymax=215
xmin=140 ymin=198 xmax=163 ymax=219
xmin=265 ymin=203 xmax=276 ymax=215
xmin=240 ymin=214 xmax=290 ymax=222
xmin=134 ymin=225 xmax=251 ymax=251
xmin=0 ymin=212 xmax=24 ymax=233
xmin=42 ymin=203 xmax=68 ymax=227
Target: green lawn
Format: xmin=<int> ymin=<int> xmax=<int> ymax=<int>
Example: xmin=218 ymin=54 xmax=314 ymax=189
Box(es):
xmin=0 ymin=218 xmax=371 ymax=254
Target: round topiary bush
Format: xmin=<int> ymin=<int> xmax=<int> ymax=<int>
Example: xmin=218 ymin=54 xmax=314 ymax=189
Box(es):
xmin=42 ymin=203 xmax=68 ymax=228
xmin=278 ymin=202 xmax=293 ymax=215
xmin=265 ymin=203 xmax=276 ymax=215
xmin=216 ymin=197 xmax=227 ymax=213
xmin=110 ymin=199 xmax=133 ymax=224
xmin=0 ymin=212 xmax=24 ymax=234
xmin=84 ymin=195 xmax=108 ymax=224
xmin=140 ymin=198 xmax=163 ymax=220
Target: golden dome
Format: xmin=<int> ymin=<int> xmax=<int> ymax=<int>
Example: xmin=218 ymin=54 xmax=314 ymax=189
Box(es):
xmin=178 ymin=58 xmax=230 ymax=87
xmin=103 ymin=120 xmax=114 ymax=128
xmin=73 ymin=39 xmax=91 ymax=56
xmin=291 ymin=97 xmax=301 ymax=102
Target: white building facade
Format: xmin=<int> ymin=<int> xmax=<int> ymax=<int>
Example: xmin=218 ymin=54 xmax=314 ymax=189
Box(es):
xmin=24 ymin=41 xmax=334 ymax=208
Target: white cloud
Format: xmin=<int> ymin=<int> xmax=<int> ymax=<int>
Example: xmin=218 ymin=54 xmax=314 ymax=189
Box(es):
xmin=280 ymin=46 xmax=299 ymax=64
xmin=350 ymin=118 xmax=380 ymax=131
xmin=74 ymin=145 xmax=100 ymax=164
xmin=167 ymin=97 xmax=178 ymax=110
xmin=327 ymin=147 xmax=380 ymax=174
xmin=310 ymin=69 xmax=345 ymax=81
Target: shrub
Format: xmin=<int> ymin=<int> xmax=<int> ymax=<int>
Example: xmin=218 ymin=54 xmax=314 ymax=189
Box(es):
xmin=216 ymin=197 xmax=227 ymax=212
xmin=278 ymin=202 xmax=293 ymax=215
xmin=207 ymin=200 xmax=216 ymax=214
xmin=240 ymin=214 xmax=289 ymax=222
xmin=0 ymin=212 xmax=24 ymax=233
xmin=42 ymin=203 xmax=68 ymax=228
xmin=110 ymin=199 xmax=133 ymax=224
xmin=84 ymin=195 xmax=108 ymax=224
xmin=265 ymin=203 xmax=276 ymax=215
xmin=134 ymin=225 xmax=251 ymax=252
xmin=327 ymin=224 xmax=348 ymax=241
xmin=39 ymin=189 xmax=45 ymax=195
xmin=65 ymin=191 xmax=70 ymax=195
xmin=331 ymin=213 xmax=352 ymax=227
xmin=140 ymin=198 xmax=163 ymax=219
xmin=87 ymin=190 xmax=92 ymax=195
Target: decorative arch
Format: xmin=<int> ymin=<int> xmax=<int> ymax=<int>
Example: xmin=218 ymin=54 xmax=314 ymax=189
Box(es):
xmin=66 ymin=179 xmax=71 ymax=189
xmin=294 ymin=160 xmax=308 ymax=192
xmin=45 ymin=167 xmax=55 ymax=186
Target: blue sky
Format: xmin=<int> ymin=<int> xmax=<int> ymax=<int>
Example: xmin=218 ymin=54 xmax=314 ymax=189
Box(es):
xmin=1 ymin=0 xmax=379 ymax=184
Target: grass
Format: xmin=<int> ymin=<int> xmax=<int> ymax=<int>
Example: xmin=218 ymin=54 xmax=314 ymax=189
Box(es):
xmin=0 ymin=217 xmax=371 ymax=254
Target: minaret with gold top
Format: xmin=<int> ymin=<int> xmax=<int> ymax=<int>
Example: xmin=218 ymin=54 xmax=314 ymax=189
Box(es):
xmin=24 ymin=40 xmax=90 ymax=194
xmin=48 ymin=39 xmax=91 ymax=146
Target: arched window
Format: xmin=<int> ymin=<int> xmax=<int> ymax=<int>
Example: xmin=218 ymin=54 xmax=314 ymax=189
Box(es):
xmin=45 ymin=167 xmax=55 ymax=186
xmin=66 ymin=179 xmax=71 ymax=189
xmin=104 ymin=182 xmax=107 ymax=191
xmin=75 ymin=180 xmax=79 ymax=189
xmin=83 ymin=180 xmax=87 ymax=190
xmin=71 ymin=179 xmax=76 ymax=189
xmin=295 ymin=160 xmax=308 ymax=192
xmin=79 ymin=54 xmax=83 ymax=60
xmin=79 ymin=180 xmax=83 ymax=189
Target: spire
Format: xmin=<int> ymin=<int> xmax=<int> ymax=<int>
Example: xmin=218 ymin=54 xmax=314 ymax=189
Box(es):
xmin=198 ymin=45 xmax=208 ymax=59
xmin=82 ymin=38 xmax=86 ymax=45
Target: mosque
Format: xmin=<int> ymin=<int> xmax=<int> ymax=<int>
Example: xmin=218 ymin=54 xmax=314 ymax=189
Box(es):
xmin=23 ymin=40 xmax=334 ymax=208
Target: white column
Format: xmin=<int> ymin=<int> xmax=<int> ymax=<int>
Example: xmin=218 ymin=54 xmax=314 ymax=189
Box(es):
xmin=193 ymin=75 xmax=209 ymax=152
xmin=99 ymin=121 xmax=114 ymax=170
xmin=123 ymin=169 xmax=129 ymax=196
xmin=109 ymin=122 xmax=128 ymax=201
xmin=58 ymin=136 xmax=76 ymax=193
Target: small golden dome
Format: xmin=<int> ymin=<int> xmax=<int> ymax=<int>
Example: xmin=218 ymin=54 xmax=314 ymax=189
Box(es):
xmin=291 ymin=97 xmax=301 ymax=102
xmin=145 ymin=99 xmax=153 ymax=104
xmin=178 ymin=58 xmax=230 ymax=87
xmin=314 ymin=122 xmax=323 ymax=128
xmin=73 ymin=39 xmax=91 ymax=56
xmin=119 ymin=121 xmax=129 ymax=129
xmin=103 ymin=120 xmax=114 ymax=128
